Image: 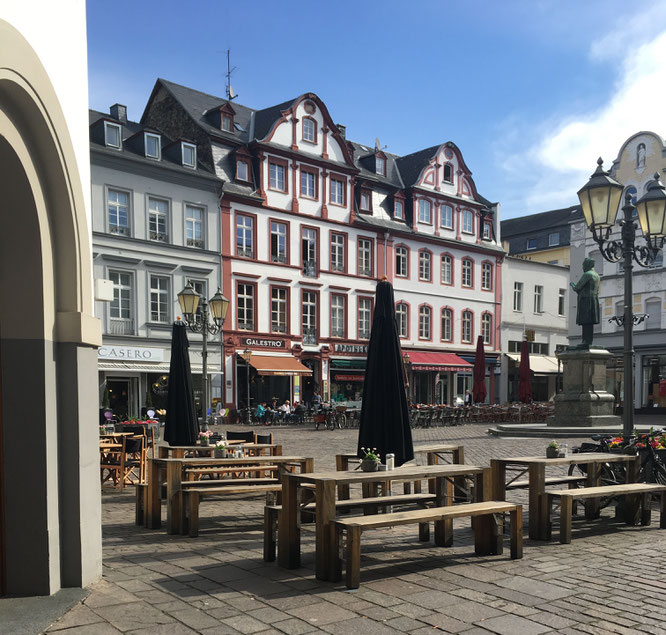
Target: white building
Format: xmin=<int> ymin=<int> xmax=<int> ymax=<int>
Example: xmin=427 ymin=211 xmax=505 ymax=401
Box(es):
xmin=500 ymin=256 xmax=570 ymax=402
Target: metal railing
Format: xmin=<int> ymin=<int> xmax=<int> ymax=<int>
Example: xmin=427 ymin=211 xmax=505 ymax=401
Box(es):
xmin=107 ymin=318 xmax=135 ymax=335
xmin=302 ymin=327 xmax=317 ymax=345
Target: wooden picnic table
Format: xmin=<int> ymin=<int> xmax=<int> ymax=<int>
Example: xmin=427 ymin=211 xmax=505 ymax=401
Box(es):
xmin=491 ymin=452 xmax=640 ymax=540
xmin=157 ymin=442 xmax=281 ymax=458
xmin=278 ymin=463 xmax=488 ymax=581
xmin=145 ymin=455 xmax=313 ymax=533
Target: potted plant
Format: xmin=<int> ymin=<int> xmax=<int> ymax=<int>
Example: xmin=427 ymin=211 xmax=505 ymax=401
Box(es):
xmin=546 ymin=440 xmax=559 ymax=459
xmin=360 ymin=447 xmax=381 ymax=472
xmin=214 ymin=441 xmax=227 ymax=458
xmin=198 ymin=430 xmax=213 ymax=447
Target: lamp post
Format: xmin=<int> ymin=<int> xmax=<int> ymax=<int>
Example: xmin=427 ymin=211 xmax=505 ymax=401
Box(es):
xmin=242 ymin=347 xmax=253 ymax=425
xmin=577 ymin=159 xmax=666 ymax=437
xmin=177 ymin=282 xmax=229 ymax=430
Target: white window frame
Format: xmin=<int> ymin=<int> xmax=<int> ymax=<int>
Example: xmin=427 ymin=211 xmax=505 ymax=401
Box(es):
xmin=107 ymin=188 xmax=130 ymax=236
xmin=301 ymin=170 xmax=316 ymax=198
xmin=419 ymin=305 xmax=431 ymax=340
xmin=144 ymin=132 xmax=161 ymax=160
xmin=182 ymin=142 xmax=196 ymax=168
xmin=395 ymin=246 xmax=408 ymax=277
xmin=534 ymin=285 xmax=544 ymax=313
xmin=441 ymin=255 xmax=452 ymax=284
xmin=270 ymin=221 xmax=287 ymax=263
xmin=418 ymin=199 xmax=432 ymax=224
xmin=376 ymin=156 xmax=385 ymax=175
xmin=526 ymin=238 xmax=537 ymax=250
xmin=236 ymin=214 xmax=254 ymax=258
xmin=222 ymin=114 xmax=233 ymax=132
xmin=331 ymin=178 xmax=344 ymax=205
xmin=360 ymin=191 xmax=370 ymax=211
xmin=104 ymin=121 xmax=122 ymax=149
xmin=302 ymin=291 xmax=317 ymax=342
xmin=330 ymin=233 xmax=345 ymax=272
xmin=481 ymin=262 xmax=492 ymax=291
xmin=513 ymin=282 xmax=523 ymax=312
xmin=236 ymin=160 xmax=249 ymax=182
xmin=548 ymin=232 xmax=559 ymax=247
xmin=303 ymin=118 xmax=316 ymax=142
xmin=149 ymin=274 xmax=170 ymax=323
xmin=462 ymin=259 xmax=473 ymax=288
xmin=358 ymin=238 xmax=372 ymax=276
xmin=462 ymin=311 xmax=472 ymax=343
xmin=185 ymin=204 xmax=204 ymax=248
xmin=270 ymin=162 xmax=286 ymax=191
xmin=237 ymin=283 xmax=254 ymax=331
xmin=271 ymin=287 xmax=288 ymax=333
xmin=394 ymin=199 xmax=403 ymax=219
xmin=440 ymin=204 xmax=453 ymax=229
xmin=331 ymin=295 xmax=346 ymax=338
xmin=419 ymin=251 xmax=431 ymax=281
xmin=482 ymin=313 xmax=492 ymax=345
xmin=441 ymin=308 xmax=452 ymax=341
xmin=358 ymin=298 xmax=372 ymax=339
xmin=148 ymin=196 xmax=169 ymax=243
xmin=462 ymin=209 xmax=474 ymax=234
xmin=396 ymin=303 xmax=408 ymax=338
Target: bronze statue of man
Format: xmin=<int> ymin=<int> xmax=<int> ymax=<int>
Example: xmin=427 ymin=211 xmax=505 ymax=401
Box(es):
xmin=570 ymin=256 xmax=600 ymax=347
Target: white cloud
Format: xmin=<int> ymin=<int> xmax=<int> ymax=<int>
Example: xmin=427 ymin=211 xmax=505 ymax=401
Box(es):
xmin=502 ymin=24 xmax=666 ymax=216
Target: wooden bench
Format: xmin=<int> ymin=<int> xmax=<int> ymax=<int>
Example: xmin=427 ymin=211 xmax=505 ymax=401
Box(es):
xmin=547 ymin=482 xmax=666 ymax=544
xmin=334 ymin=501 xmax=523 ymax=589
xmin=506 ymin=475 xmax=584 ymax=490
xmin=186 ymin=482 xmax=283 ymax=537
xmin=263 ymin=492 xmax=438 ymax=562
xmin=185 ymin=466 xmax=279 ymax=478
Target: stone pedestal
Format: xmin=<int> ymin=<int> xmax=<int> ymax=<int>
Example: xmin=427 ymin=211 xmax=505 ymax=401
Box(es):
xmin=547 ymin=348 xmax=621 ymax=427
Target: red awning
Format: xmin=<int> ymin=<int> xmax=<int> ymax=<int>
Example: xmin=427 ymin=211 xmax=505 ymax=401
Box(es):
xmin=406 ymin=352 xmax=472 ymax=372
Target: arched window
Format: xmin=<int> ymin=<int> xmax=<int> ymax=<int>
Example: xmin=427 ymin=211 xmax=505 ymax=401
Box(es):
xmin=481 ymin=313 xmax=492 ymax=345
xmin=441 ymin=254 xmax=453 ymax=285
xmin=461 ymin=258 xmax=473 ymax=288
xmin=418 ymin=250 xmax=431 ymax=281
xmin=303 ymin=117 xmax=316 ymax=143
xmin=481 ymin=261 xmax=493 ymax=291
xmin=419 ymin=305 xmax=431 ymax=340
xmin=461 ymin=310 xmax=473 ymax=343
xmin=395 ymin=245 xmax=409 ymax=277
xmin=396 ymin=302 xmax=408 ymax=338
xmin=441 ymin=308 xmax=452 ymax=342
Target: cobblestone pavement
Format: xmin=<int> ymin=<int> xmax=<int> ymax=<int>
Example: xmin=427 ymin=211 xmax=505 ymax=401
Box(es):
xmin=47 ymin=423 xmax=666 ymax=634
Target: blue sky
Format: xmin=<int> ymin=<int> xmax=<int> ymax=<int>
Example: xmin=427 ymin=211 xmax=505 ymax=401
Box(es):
xmin=87 ymin=0 xmax=666 ymax=219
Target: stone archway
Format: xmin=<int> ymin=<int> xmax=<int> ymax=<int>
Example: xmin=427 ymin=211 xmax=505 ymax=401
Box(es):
xmin=0 ymin=20 xmax=102 ymax=596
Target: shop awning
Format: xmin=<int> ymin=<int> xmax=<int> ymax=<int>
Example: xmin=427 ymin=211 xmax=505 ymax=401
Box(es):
xmin=97 ymin=361 xmax=221 ymax=374
xmin=506 ymin=353 xmax=560 ymax=375
xmin=242 ymin=354 xmax=312 ymax=376
xmin=406 ymin=352 xmax=472 ymax=372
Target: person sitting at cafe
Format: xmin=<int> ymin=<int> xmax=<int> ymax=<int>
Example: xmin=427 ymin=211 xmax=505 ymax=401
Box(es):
xmin=256 ymin=401 xmax=267 ymax=423
xmin=292 ymin=400 xmax=305 ymax=424
xmin=464 ymin=389 xmax=473 ymax=407
xmin=278 ymin=399 xmax=294 ymax=422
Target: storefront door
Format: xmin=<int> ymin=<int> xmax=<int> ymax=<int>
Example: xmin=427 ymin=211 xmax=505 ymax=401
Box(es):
xmin=107 ymin=377 xmax=138 ymax=420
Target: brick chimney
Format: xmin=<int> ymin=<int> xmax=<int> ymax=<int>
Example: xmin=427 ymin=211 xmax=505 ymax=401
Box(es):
xmin=110 ymin=104 xmax=127 ymax=123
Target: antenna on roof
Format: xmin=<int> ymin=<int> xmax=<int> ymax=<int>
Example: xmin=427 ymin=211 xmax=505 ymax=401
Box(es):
xmin=375 ymin=138 xmax=381 ymax=151
xmin=226 ymin=49 xmax=238 ymax=101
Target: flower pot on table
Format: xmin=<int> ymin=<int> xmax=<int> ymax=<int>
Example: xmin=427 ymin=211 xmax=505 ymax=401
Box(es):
xmin=361 ymin=458 xmax=379 ymax=472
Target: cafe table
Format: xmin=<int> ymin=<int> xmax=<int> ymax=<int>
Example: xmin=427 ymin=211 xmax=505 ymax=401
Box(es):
xmin=278 ymin=463 xmax=488 ymax=581
xmin=145 ymin=454 xmax=313 ymax=532
xmin=491 ymin=452 xmax=640 ymax=540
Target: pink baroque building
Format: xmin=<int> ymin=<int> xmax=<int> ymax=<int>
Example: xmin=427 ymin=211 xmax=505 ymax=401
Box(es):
xmin=141 ymin=80 xmax=503 ymax=409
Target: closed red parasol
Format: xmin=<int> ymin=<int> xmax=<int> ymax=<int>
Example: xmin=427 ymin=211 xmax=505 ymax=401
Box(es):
xmin=517 ymin=339 xmax=533 ymax=403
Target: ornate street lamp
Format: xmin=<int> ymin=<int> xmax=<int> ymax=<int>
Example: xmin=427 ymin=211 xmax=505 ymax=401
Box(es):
xmin=577 ymin=159 xmax=666 ymax=437
xmin=178 ymin=282 xmax=229 ymax=429
xmin=242 ymin=347 xmax=253 ymax=425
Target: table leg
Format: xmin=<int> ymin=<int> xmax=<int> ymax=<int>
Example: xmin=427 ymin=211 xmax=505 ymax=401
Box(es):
xmin=146 ymin=459 xmax=161 ymax=529
xmin=490 ymin=460 xmax=506 ymax=501
xmin=623 ymin=456 xmax=641 ymax=525
xmin=453 ymin=447 xmax=466 ymax=502
xmin=166 ymin=462 xmax=183 ymax=535
xmin=337 ymin=455 xmax=350 ymax=500
xmin=278 ymin=474 xmax=300 ymax=569
xmin=585 ymin=463 xmax=601 ymax=520
xmin=434 ymin=476 xmax=453 ymax=547
xmin=528 ymin=464 xmax=546 ymax=540
xmin=315 ymin=480 xmax=336 ymax=581
xmin=474 ymin=469 xmax=499 ymax=555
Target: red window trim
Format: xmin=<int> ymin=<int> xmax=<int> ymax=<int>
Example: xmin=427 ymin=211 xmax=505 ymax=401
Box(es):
xmin=396 ymin=300 xmax=410 ymax=339
xmin=375 ymin=152 xmax=387 ymax=176
xmin=301 ymin=224 xmax=320 ymax=278
xmin=418 ymin=303 xmax=433 ymax=341
xmin=356 ymin=295 xmax=374 ymax=340
xmin=481 ymin=260 xmax=494 ymax=292
xmin=440 ymin=252 xmax=454 ymax=286
xmin=235 ymin=279 xmax=257 ymax=332
xmin=330 ymin=292 xmax=348 ymax=339
xmin=269 ymin=284 xmax=290 ymax=335
xmin=268 ymin=217 xmax=290 ymax=265
xmin=300 ymin=164 xmax=319 ymax=201
xmin=481 ymin=311 xmax=493 ymax=346
xmin=417 ymin=197 xmax=434 ymax=226
xmin=235 ymin=159 xmax=251 ymax=183
xmin=235 ymin=211 xmax=258 ymax=261
xmin=268 ymin=156 xmax=289 ymax=193
xmin=302 ymin=116 xmax=318 ymax=144
xmin=329 ymin=175 xmax=347 ymax=207
xmin=417 ymin=248 xmax=433 ymax=283
xmin=395 ymin=243 xmax=410 ymax=279
xmin=359 ymin=188 xmax=372 ymax=212
xmin=461 ymin=257 xmax=475 ymax=289
xmin=461 ymin=308 xmax=475 ymax=344
xmin=357 ymin=235 xmax=375 ymax=278
xmin=442 ymin=162 xmax=454 ymax=183
xmin=440 ymin=306 xmax=454 ymax=343
xmin=329 ymin=231 xmax=348 ymax=273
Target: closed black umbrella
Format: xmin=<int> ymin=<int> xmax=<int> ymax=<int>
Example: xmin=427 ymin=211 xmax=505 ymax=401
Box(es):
xmin=164 ymin=321 xmax=198 ymax=446
xmin=357 ymin=280 xmax=414 ymax=466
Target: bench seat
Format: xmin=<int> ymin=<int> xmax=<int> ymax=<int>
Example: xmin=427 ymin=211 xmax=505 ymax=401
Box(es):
xmin=186 ymin=466 xmax=278 ymax=477
xmin=182 ymin=478 xmax=280 ymax=488
xmin=334 ymin=501 xmax=523 ymax=589
xmin=506 ymin=475 xmax=584 ymax=490
xmin=263 ymin=493 xmax=438 ymax=562
xmin=547 ymin=482 xmax=666 ymax=543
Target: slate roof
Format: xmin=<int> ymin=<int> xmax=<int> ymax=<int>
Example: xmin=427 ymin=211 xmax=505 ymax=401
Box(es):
xmin=501 ymin=205 xmax=581 ymax=238
xmin=394 ymin=145 xmax=440 ymax=188
xmin=349 ymin=141 xmax=404 ymax=189
xmin=253 ymin=98 xmax=297 ymax=141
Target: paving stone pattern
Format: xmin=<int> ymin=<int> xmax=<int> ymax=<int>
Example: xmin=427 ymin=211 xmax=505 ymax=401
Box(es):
xmin=47 ymin=423 xmax=666 ymax=634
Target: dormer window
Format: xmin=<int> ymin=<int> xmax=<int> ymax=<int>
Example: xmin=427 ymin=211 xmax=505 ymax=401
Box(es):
xmin=104 ymin=122 xmax=122 ymax=149
xmin=222 ymin=114 xmax=233 ymax=132
xmin=443 ymin=164 xmax=453 ymax=183
xmin=182 ymin=142 xmax=196 ymax=168
xmin=360 ymin=190 xmax=371 ymax=211
xmin=376 ymin=156 xmax=385 ymax=175
xmin=303 ymin=117 xmax=316 ymax=143
xmin=236 ymin=160 xmax=250 ymax=182
xmin=394 ymin=199 xmax=404 ymax=220
xmin=144 ymin=133 xmax=161 ymax=160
